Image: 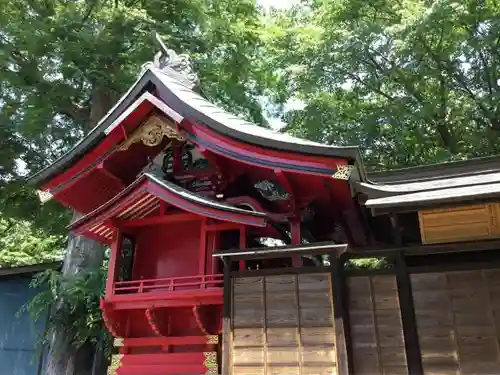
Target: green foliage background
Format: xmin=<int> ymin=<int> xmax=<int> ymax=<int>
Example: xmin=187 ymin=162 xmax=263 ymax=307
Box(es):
xmin=0 ymin=217 xmax=64 ymax=267
xmin=19 ymin=267 xmax=110 ymax=357
xmin=3 ymin=0 xmax=500 ymax=261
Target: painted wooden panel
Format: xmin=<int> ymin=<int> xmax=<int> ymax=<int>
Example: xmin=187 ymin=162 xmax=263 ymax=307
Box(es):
xmin=411 ymin=269 xmax=500 ymax=375
xmin=348 ymin=275 xmax=407 ymax=375
xmin=130 ymin=221 xmax=203 ymax=337
xmin=418 ymin=203 xmax=500 ymax=244
xmin=231 ymin=273 xmax=336 ymax=375
xmin=0 ymin=277 xmax=46 ymax=375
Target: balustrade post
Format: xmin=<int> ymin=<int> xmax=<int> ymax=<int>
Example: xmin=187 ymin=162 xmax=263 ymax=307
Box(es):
xmin=138 ymin=276 xmax=144 ymax=293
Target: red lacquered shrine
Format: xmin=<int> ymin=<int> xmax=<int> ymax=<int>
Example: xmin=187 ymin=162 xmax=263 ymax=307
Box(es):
xmin=29 ymin=42 xmax=369 ymax=375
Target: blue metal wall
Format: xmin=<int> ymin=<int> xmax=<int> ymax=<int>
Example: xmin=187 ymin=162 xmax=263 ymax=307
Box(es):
xmin=0 ymin=276 xmax=46 ymax=375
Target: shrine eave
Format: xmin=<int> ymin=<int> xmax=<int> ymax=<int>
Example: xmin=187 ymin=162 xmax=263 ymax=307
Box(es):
xmin=357 ymin=155 xmax=500 ymax=212
xmin=364 ymin=183 xmax=500 ymax=211
xmin=367 ymin=154 xmax=500 ymax=184
xmin=150 ymin=67 xmax=361 ymax=159
xmin=28 ymin=67 xmax=363 ymax=187
xmin=213 ymin=241 xmax=348 ymax=260
xmin=70 ymin=173 xmax=267 ymax=243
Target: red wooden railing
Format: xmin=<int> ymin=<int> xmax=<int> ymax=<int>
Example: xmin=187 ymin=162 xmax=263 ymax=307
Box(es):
xmin=113 ymin=274 xmax=223 ymax=295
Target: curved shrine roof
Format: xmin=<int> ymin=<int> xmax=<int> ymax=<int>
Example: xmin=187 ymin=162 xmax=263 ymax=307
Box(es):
xmin=71 ymin=172 xmax=267 ymax=244
xmin=28 ymin=66 xmax=361 ymax=187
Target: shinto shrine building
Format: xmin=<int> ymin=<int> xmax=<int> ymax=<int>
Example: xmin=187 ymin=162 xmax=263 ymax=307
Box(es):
xmin=29 ymin=42 xmax=500 ymax=375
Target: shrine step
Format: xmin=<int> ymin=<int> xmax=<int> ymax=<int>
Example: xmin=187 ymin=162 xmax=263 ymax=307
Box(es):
xmin=115 ymin=352 xmax=217 ymax=375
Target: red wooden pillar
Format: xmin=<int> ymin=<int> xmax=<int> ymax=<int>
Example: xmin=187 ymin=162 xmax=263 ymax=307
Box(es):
xmin=239 ymin=226 xmax=247 ymax=271
xmin=106 ymin=229 xmax=123 ymax=298
xmin=199 ymin=219 xmax=208 ymax=275
xmin=291 ymin=219 xmax=302 ymax=266
xmin=212 ymin=231 xmax=221 ymax=274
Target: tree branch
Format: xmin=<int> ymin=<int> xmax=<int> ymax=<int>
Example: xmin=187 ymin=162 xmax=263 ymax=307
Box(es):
xmin=419 ymin=36 xmax=494 ymax=123
xmin=56 ymin=99 xmax=90 ymax=125
xmin=324 ymin=65 xmax=395 ymax=101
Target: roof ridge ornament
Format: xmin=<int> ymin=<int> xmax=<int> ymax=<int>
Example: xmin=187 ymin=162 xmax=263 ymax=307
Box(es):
xmin=142 ymin=32 xmax=199 ymax=90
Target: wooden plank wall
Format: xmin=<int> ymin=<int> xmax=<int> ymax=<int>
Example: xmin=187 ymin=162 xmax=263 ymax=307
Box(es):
xmin=348 ymin=275 xmax=407 ymax=375
xmin=231 ymin=273 xmax=336 ymax=375
xmin=418 ymin=203 xmax=500 ymax=244
xmin=232 ymin=276 xmax=265 ymax=375
xmin=411 ymin=269 xmax=500 ymax=374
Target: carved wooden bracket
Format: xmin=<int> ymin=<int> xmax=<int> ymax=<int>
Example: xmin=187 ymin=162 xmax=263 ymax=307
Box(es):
xmin=193 ymin=305 xmax=209 ymax=335
xmin=203 ymin=352 xmax=218 ymax=375
xmin=206 ymin=335 xmax=219 ymax=344
xmin=102 ymin=305 xmax=124 ymax=337
xmin=332 ymin=164 xmax=354 ymax=180
xmin=193 ymin=305 xmax=223 ymax=335
xmin=36 ymin=189 xmax=53 ymax=203
xmin=145 ymin=308 xmax=162 ymax=336
xmin=118 ymin=115 xmax=184 ymax=151
xmin=107 ymin=354 xmax=123 ymax=375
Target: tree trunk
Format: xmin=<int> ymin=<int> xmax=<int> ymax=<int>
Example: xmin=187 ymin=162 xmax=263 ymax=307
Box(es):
xmin=45 ymin=212 xmax=106 ymax=375
xmin=45 ymin=87 xmax=116 ymax=374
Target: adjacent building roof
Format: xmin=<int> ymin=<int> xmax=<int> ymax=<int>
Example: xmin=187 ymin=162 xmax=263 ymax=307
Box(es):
xmin=70 ymin=172 xmax=267 ymax=243
xmin=28 ymin=66 xmax=362 ymax=187
xmin=0 ymin=262 xmax=62 ymax=277
xmin=367 ymin=155 xmax=500 ymax=184
xmin=357 ymin=156 xmax=500 ymax=210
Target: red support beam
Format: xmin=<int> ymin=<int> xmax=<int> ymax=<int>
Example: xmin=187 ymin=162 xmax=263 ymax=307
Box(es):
xmin=118 ymin=335 xmax=217 ymax=348
xmin=274 ymin=168 xmax=296 ymax=211
xmin=204 ymin=224 xmax=220 ymax=276
xmin=111 ymin=289 xmax=223 ymax=310
xmin=106 ymin=229 xmax=123 ymax=298
xmin=205 ymin=222 xmax=242 ymax=232
xmin=199 ymin=219 xmax=207 ymax=275
xmin=159 ymin=200 xmax=167 ymax=215
xmin=211 ymin=231 xmax=220 ymax=274
xmin=120 ymin=212 xmax=200 ymax=228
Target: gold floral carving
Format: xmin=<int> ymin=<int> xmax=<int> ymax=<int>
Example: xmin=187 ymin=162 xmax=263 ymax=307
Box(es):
xmin=107 ymin=354 xmax=123 ymax=375
xmin=113 ymin=337 xmax=124 ymax=347
xmin=118 ymin=115 xmax=184 ymax=151
xmin=206 ymin=335 xmax=219 ymax=344
xmin=203 ymin=351 xmax=218 ymax=374
xmin=332 ymin=164 xmax=354 ymax=180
